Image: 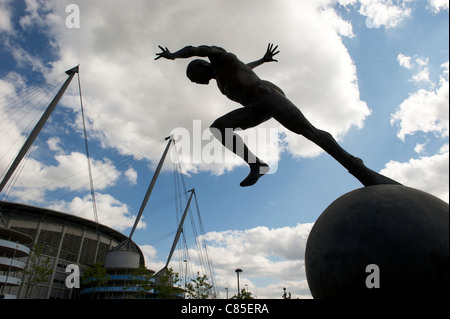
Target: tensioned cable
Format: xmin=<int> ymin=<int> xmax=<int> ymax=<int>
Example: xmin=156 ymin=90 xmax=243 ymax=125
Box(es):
xmin=77 ymin=68 xmax=99 ymax=232
xmin=170 ymin=141 xmax=219 ymax=297
xmin=0 ymin=71 xmax=171 ymax=229
xmin=9 ymin=139 xmax=167 ymax=215
xmin=0 ymin=75 xmax=66 ymax=169
xmin=193 ymin=192 xmax=219 ymax=297
xmin=0 ymin=76 xmax=66 ymax=201
xmin=0 ymin=73 xmax=66 ymax=114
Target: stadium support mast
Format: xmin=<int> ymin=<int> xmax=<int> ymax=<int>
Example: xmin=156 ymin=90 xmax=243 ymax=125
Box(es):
xmin=127 ymin=136 xmax=174 ymax=241
xmin=155 ymin=188 xmax=194 ymax=278
xmin=164 ymin=188 xmax=195 ymax=269
xmin=0 ymin=66 xmax=79 ymax=194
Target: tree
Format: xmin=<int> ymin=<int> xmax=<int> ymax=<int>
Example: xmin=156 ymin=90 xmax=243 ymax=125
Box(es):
xmin=231 ymin=288 xmax=255 ymax=299
xmin=131 ymin=265 xmax=155 ymax=297
xmin=155 ymin=267 xmax=183 ymax=299
xmin=185 ymin=271 xmax=215 ymax=299
xmin=82 ymin=262 xmax=110 ymax=299
xmin=23 ymin=244 xmax=53 ymax=298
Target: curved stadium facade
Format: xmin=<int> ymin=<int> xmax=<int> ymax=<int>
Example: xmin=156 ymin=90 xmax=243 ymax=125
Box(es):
xmin=0 ymin=200 xmax=146 ymax=299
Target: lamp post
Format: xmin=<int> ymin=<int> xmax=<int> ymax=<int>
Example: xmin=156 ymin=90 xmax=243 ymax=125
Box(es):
xmin=183 ymin=259 xmax=188 ymax=298
xmin=225 ymin=287 xmax=228 ymax=299
xmin=235 ymin=268 xmax=242 ymax=299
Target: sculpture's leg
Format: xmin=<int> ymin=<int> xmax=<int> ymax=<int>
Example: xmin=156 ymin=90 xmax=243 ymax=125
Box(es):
xmin=265 ymin=91 xmax=401 ymax=186
xmin=301 ymin=125 xmax=400 ymax=186
xmin=210 ymin=107 xmax=272 ymax=186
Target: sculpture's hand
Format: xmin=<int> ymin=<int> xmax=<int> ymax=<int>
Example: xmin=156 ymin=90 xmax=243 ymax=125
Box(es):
xmin=155 ymin=46 xmax=174 ymax=60
xmin=263 ymin=43 xmax=279 ymax=62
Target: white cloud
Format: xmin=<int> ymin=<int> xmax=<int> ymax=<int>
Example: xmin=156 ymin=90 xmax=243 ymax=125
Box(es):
xmin=8 ymin=0 xmax=371 ymax=169
xmin=0 ymin=0 xmax=12 ymax=32
xmin=0 ymin=80 xmax=28 ymax=181
xmin=205 ymin=224 xmax=313 ymax=261
xmin=380 ymin=145 xmax=449 ymax=202
xmin=48 ymin=192 xmax=145 ymax=231
xmin=320 ymin=6 xmax=355 ymax=37
xmin=355 ymin=0 xmax=412 ymax=28
xmin=412 ymin=68 xmax=430 ymax=83
xmin=428 ymin=0 xmax=449 ymax=13
xmin=338 ymin=0 xmax=417 ymax=29
xmin=414 ymin=142 xmax=427 ymax=154
xmin=5 ymin=150 xmax=122 ymax=203
xmin=161 ymin=223 xmax=315 ymax=299
xmin=8 ymin=44 xmax=49 ymax=74
xmin=0 ymin=77 xmax=123 ymax=203
xmin=140 ymin=244 xmax=165 ymax=271
xmin=415 ymin=57 xmax=429 ymax=67
xmin=125 ymin=167 xmax=138 ymax=185
xmin=412 ymin=57 xmax=431 ymax=83
xmin=141 ymin=223 xmax=315 ymax=298
xmin=391 ymin=61 xmax=449 ymax=140
xmin=47 ymin=136 xmax=63 ymax=152
xmin=386 ymin=60 xmax=449 ymax=202
xmin=397 ymin=53 xmax=413 ymax=69
xmin=398 ymin=54 xmax=432 ymax=83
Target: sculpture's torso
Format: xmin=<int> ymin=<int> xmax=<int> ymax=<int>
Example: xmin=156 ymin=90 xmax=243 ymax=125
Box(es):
xmin=209 ymin=52 xmax=261 ymax=105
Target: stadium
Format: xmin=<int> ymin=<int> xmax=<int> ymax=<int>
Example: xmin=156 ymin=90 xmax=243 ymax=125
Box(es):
xmin=0 ymin=200 xmax=145 ymax=299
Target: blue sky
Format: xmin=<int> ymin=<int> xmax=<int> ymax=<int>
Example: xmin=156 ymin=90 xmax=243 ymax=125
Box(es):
xmin=0 ymin=0 xmax=448 ymax=298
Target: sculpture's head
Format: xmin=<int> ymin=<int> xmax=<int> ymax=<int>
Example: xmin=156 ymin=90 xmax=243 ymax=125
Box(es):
xmin=186 ymin=59 xmax=214 ymax=85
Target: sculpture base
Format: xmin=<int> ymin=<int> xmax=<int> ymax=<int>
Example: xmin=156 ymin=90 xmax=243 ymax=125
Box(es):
xmin=305 ymin=185 xmax=449 ymax=299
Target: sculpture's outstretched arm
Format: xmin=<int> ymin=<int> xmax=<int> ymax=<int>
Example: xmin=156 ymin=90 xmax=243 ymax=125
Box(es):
xmin=247 ymin=43 xmax=279 ymax=69
xmin=155 ymin=45 xmax=226 ymax=60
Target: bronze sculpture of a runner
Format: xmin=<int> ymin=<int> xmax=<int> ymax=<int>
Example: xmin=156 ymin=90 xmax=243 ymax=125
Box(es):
xmin=156 ymin=44 xmax=400 ymax=187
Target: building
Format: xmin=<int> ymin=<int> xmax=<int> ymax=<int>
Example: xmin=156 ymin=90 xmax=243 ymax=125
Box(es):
xmin=80 ymin=240 xmax=157 ymax=299
xmin=0 ymin=200 xmax=145 ymax=299
xmin=80 ymin=241 xmax=184 ymax=299
xmin=0 ymin=225 xmax=32 ymax=299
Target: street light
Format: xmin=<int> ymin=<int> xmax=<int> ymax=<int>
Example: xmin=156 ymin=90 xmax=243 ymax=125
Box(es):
xmin=183 ymin=260 xmax=188 ymax=298
xmin=225 ymin=287 xmax=228 ymax=299
xmin=235 ymin=268 xmax=242 ymax=299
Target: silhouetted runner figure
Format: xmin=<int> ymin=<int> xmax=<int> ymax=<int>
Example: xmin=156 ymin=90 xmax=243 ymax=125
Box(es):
xmin=156 ymin=44 xmax=400 ymax=187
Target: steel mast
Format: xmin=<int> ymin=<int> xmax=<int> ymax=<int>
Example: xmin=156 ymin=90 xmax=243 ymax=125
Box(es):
xmin=127 ymin=136 xmax=174 ymax=241
xmin=0 ymin=66 xmax=79 ymax=194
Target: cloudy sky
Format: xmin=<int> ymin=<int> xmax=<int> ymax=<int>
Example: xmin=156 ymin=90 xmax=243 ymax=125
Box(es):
xmin=0 ymin=0 xmax=448 ymax=298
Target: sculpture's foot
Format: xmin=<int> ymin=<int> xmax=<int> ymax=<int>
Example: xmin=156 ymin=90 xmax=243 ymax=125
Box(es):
xmin=350 ymin=157 xmax=402 ymax=187
xmin=240 ymin=162 xmax=270 ymax=187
